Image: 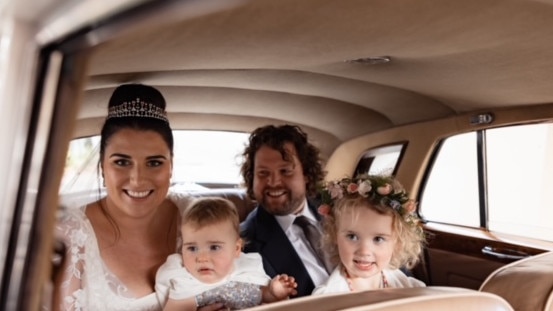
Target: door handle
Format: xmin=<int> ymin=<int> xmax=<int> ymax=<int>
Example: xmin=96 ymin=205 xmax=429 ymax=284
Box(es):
xmin=482 ymin=246 xmax=529 ymax=261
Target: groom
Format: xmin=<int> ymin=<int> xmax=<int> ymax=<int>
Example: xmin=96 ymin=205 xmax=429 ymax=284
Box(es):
xmin=240 ymin=124 xmax=331 ymax=297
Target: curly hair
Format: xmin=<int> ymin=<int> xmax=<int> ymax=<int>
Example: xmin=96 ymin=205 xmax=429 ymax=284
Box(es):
xmin=321 ymin=195 xmax=425 ymax=270
xmin=240 ymin=124 xmax=326 ymax=199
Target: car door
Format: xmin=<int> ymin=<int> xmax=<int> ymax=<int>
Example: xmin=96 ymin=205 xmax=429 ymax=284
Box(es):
xmin=0 ymin=1 xmax=241 ymax=309
xmin=418 ymin=121 xmax=553 ymax=290
xmin=343 ymin=109 xmax=553 ymax=291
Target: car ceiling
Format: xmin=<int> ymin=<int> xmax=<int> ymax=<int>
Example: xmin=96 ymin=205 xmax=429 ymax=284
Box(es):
xmin=77 ymin=0 xmax=553 ymax=159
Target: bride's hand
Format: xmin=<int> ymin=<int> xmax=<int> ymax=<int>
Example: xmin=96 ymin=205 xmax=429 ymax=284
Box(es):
xmin=197 ymin=302 xmax=227 ymax=311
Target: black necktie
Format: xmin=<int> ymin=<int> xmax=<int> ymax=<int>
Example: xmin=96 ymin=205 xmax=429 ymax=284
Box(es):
xmin=294 ymin=215 xmax=332 ymax=273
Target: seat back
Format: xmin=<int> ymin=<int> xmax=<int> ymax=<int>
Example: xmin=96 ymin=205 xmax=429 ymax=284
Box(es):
xmin=60 ymin=187 xmax=257 ymax=222
xmin=189 ymin=188 xmax=256 ymax=222
xmin=480 ymin=251 xmax=553 ymax=311
xmin=246 ymin=287 xmax=513 ymax=311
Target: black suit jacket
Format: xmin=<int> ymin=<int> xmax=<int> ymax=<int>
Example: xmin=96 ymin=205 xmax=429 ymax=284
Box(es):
xmin=239 ymin=201 xmax=322 ymax=298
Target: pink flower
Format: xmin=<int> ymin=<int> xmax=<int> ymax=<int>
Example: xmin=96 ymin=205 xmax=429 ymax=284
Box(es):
xmin=404 ymin=200 xmax=417 ymax=214
xmin=346 ymin=183 xmax=358 ymax=194
xmin=377 ymin=183 xmax=392 ymax=195
xmin=318 ymin=204 xmax=331 ymax=217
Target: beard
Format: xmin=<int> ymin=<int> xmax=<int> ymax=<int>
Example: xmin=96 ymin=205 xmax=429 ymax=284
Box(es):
xmin=258 ymin=188 xmax=305 ymax=216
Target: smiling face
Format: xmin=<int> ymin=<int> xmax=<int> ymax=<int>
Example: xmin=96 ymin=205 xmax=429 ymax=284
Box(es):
xmin=181 ymin=220 xmax=242 ymax=283
xmin=102 ymin=128 xmax=172 ymax=217
xmin=336 ymin=203 xmax=396 ymax=287
xmin=252 ymin=143 xmax=308 ymax=216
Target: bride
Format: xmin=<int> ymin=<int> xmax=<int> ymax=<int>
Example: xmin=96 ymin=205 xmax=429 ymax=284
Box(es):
xmin=52 ymin=84 xmax=224 ymax=311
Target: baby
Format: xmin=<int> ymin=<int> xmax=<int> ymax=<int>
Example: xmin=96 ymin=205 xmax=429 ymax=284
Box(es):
xmin=156 ymin=197 xmax=297 ymax=310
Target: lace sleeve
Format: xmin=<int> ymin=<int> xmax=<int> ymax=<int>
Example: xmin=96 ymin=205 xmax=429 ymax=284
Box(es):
xmin=53 ymin=209 xmax=90 ymax=311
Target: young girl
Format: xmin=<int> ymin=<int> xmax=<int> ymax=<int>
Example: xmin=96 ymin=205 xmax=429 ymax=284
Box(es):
xmin=155 ymin=197 xmax=297 ymax=310
xmin=312 ymin=174 xmax=425 ymax=294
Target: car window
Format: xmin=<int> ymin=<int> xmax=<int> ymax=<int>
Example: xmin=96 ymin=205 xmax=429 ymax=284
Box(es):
xmin=354 ymin=144 xmax=404 ymax=176
xmin=486 ymin=124 xmax=553 ymax=240
xmin=60 ymin=135 xmax=101 ymax=194
xmin=172 ymin=130 xmax=249 ymax=188
xmin=420 ymin=132 xmax=480 ymax=227
xmin=60 ymin=130 xmax=250 ymax=196
xmin=420 ymin=123 xmax=553 ymax=241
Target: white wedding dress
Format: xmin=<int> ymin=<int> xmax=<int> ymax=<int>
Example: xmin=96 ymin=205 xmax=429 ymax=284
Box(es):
xmin=53 ymin=192 xmax=192 ymax=311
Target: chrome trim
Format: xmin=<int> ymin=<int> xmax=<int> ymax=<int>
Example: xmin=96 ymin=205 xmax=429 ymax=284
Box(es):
xmin=4 ymin=51 xmax=63 ymax=311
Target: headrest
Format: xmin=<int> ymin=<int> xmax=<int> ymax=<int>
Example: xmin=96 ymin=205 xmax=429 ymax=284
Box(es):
xmin=480 ymin=251 xmax=553 ymax=311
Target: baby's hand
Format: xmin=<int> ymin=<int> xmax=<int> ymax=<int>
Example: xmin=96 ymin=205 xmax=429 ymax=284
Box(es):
xmin=270 ymin=274 xmax=298 ymax=300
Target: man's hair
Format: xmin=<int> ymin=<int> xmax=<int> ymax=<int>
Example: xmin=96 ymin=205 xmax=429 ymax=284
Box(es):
xmin=240 ymin=124 xmax=326 ymax=199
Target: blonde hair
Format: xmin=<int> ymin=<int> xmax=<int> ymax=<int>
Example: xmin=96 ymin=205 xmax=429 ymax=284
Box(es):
xmin=181 ymin=197 xmax=240 ymax=237
xmin=321 ymin=194 xmax=425 ymax=270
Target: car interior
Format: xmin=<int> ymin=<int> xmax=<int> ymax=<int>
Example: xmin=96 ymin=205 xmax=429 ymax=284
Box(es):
xmin=2 ymin=0 xmax=553 ymax=310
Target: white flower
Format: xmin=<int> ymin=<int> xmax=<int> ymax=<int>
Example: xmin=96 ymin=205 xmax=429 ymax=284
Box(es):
xmin=357 ymin=180 xmax=372 ymax=197
xmin=328 ymin=182 xmax=343 ymax=200
xmin=377 ymin=183 xmax=392 ymax=195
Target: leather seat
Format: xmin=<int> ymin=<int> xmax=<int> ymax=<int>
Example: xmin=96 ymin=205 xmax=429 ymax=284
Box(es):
xmin=480 ymin=251 xmax=553 ymax=311
xmin=190 ymin=188 xmax=256 ymax=222
xmin=246 ymin=287 xmax=513 ymax=311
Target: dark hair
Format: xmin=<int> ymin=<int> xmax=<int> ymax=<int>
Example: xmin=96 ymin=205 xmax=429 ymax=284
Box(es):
xmin=240 ymin=124 xmax=326 ymax=199
xmin=97 ymin=83 xmax=174 ymax=240
xmin=99 ymin=83 xmax=174 ymax=164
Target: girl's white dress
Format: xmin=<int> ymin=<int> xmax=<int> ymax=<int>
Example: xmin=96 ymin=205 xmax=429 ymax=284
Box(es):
xmin=53 ymin=192 xmax=192 ymax=311
xmin=312 ymin=265 xmax=425 ymax=295
xmin=155 ymin=252 xmax=270 ymax=309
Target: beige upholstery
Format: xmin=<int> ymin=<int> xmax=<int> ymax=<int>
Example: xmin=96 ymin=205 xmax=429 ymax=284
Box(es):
xmin=59 ymin=188 xmax=257 ymax=221
xmin=245 ymin=287 xmax=513 ymax=311
xmin=190 ymin=188 xmax=256 ymax=222
xmin=480 ymin=251 xmax=553 ymax=311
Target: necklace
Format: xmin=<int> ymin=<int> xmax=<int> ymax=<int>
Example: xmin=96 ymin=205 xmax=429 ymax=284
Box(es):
xmin=343 ymin=267 xmax=389 ymax=291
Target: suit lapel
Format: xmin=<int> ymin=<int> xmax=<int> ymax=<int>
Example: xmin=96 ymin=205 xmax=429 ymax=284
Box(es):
xmin=255 ymin=206 xmax=315 ymax=296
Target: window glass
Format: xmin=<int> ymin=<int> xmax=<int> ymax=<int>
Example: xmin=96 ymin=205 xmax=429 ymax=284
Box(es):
xmin=172 ymin=131 xmax=249 ymax=187
xmin=60 ymin=136 xmax=100 ymax=194
xmin=420 ymin=132 xmax=480 ymax=227
xmin=487 ymin=124 xmax=553 ymax=240
xmin=60 ymin=130 xmax=250 ymax=197
xmin=355 ymin=144 xmax=403 ymax=176
xmin=421 ymin=123 xmax=553 ymax=242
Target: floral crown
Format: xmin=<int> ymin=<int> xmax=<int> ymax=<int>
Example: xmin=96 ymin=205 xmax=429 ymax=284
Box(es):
xmin=317 ymin=174 xmax=420 ymax=225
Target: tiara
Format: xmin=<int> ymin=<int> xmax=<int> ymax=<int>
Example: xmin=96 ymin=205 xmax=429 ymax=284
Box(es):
xmin=317 ymin=174 xmax=421 ymax=225
xmin=107 ymin=98 xmax=168 ymax=122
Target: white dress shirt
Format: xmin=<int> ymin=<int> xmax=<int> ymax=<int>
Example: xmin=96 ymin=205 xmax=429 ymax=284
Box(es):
xmin=275 ymin=199 xmax=329 ymax=287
